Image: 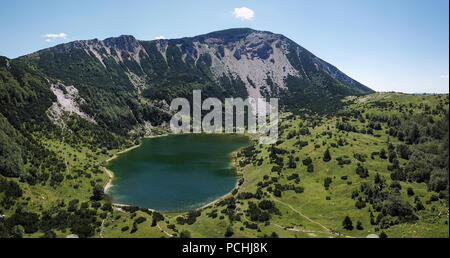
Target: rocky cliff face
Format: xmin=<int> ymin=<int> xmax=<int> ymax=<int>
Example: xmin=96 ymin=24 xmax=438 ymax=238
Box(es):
xmin=32 ymin=28 xmax=372 ymax=99
xmin=15 ymin=28 xmax=373 ymax=132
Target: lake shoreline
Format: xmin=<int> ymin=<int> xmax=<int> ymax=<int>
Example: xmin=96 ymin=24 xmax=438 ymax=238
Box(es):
xmin=102 ymin=133 xmax=251 ymax=212
xmin=195 ymin=149 xmax=244 ymax=211
xmin=103 ymin=134 xmax=169 ymax=194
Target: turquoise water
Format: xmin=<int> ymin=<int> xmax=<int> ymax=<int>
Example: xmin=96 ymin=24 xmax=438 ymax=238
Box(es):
xmin=107 ymin=134 xmax=250 ymax=212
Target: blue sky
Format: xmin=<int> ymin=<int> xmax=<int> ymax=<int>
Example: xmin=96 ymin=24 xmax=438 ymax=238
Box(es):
xmin=0 ymin=0 xmax=448 ymax=93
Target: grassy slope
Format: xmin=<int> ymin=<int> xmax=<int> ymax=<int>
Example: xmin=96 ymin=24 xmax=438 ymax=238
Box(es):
xmin=100 ymin=93 xmax=449 ymax=238
xmin=4 ymin=93 xmax=448 ymax=238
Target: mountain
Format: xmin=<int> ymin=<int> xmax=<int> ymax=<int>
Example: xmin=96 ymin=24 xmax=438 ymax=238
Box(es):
xmin=12 ymin=28 xmax=372 ymax=132
xmin=0 ymin=28 xmax=374 ymax=192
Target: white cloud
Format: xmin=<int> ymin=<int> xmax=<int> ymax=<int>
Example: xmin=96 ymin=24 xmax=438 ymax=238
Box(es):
xmin=233 ymin=7 xmax=255 ymax=20
xmin=43 ymin=33 xmax=68 ymax=42
xmin=440 ymin=74 xmax=449 ymax=79
xmin=155 ymin=36 xmax=166 ymax=40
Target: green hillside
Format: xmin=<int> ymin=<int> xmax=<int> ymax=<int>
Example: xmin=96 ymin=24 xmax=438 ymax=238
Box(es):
xmin=1 ymin=88 xmax=448 ymax=238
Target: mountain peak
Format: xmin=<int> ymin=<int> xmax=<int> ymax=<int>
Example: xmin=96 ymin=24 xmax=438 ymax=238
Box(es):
xmin=188 ymin=28 xmax=275 ymax=44
xmin=201 ymin=28 xmax=258 ymax=37
xmin=103 ymin=35 xmax=139 ymax=51
xmin=17 ymin=28 xmax=373 ymax=114
xmin=104 ymin=34 xmax=137 ymax=41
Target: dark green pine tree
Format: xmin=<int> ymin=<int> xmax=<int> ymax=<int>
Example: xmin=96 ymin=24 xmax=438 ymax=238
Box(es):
xmin=287 ymin=155 xmax=297 ymax=169
xmin=323 ymin=148 xmax=332 ymax=162
xmin=374 ymin=173 xmax=382 ymax=184
xmin=356 ymin=220 xmax=364 ymax=230
xmin=342 ymin=216 xmax=354 ymax=230
xmin=92 ymin=184 xmax=104 ymax=201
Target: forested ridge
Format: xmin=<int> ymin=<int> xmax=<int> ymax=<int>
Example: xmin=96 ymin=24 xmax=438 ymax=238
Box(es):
xmin=0 ymin=56 xmax=134 ymax=237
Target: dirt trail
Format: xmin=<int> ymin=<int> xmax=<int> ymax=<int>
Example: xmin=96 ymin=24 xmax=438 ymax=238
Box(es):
xmin=273 ymin=223 xmax=327 ymax=237
xmin=109 ymin=204 xmax=173 ymax=238
xmin=156 ymin=223 xmax=174 ymax=238
xmin=99 ymin=212 xmax=111 ymax=238
xmin=268 ymin=194 xmax=356 ymax=238
xmin=269 ymin=194 xmax=329 ymax=231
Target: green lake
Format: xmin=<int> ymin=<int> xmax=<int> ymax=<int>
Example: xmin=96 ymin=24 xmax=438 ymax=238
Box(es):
xmin=107 ymin=134 xmax=250 ymax=212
